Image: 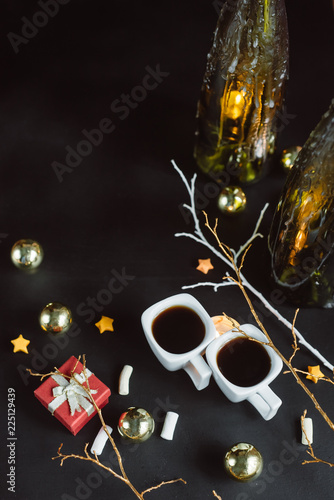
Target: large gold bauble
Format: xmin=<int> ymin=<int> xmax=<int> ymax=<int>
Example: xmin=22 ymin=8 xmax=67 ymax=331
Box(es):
xmin=11 ymin=239 xmax=43 ymax=271
xmin=118 ymin=407 xmax=155 ymax=443
xmin=224 ymin=442 xmax=263 ymax=482
xmin=39 ymin=302 xmax=72 ymax=335
xmin=217 ymin=186 xmax=247 ymax=215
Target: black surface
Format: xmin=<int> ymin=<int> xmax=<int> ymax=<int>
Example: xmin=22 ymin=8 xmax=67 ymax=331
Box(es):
xmin=1 ymin=1 xmax=334 ymax=499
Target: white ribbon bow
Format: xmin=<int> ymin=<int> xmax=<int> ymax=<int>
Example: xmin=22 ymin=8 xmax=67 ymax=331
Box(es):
xmin=48 ymin=369 xmax=98 ymax=417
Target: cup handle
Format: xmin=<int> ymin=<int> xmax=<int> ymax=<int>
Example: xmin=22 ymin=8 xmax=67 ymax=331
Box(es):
xmin=247 ymin=386 xmax=282 ymax=421
xmin=183 ymin=354 xmax=212 ymax=391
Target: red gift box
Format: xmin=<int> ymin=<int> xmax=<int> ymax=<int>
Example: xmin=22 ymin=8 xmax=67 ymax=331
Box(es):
xmin=34 ymin=356 xmax=111 ymax=435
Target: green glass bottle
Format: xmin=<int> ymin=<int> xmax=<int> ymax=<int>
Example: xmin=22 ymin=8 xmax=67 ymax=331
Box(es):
xmin=194 ymin=0 xmax=289 ymax=184
xmin=268 ymin=100 xmax=334 ymax=308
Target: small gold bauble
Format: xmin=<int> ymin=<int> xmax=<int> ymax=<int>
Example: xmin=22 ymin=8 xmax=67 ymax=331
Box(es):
xmin=11 ymin=239 xmax=44 ymax=271
xmin=217 ymin=186 xmax=247 ymax=215
xmin=39 ymin=302 xmax=72 ymax=334
xmin=224 ymin=442 xmax=263 ymax=482
xmin=280 ymin=146 xmax=302 ymax=172
xmin=118 ymin=407 xmax=155 ymax=443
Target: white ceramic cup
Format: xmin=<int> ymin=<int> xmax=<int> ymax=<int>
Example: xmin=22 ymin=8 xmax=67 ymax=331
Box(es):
xmin=206 ymin=324 xmax=283 ymax=420
xmin=141 ymin=293 xmax=217 ymax=390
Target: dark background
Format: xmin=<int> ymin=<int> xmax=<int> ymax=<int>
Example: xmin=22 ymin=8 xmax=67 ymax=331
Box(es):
xmin=1 ymin=0 xmax=334 ymax=499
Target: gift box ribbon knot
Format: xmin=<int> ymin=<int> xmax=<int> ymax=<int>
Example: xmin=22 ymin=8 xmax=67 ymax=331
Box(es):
xmin=48 ymin=369 xmax=98 ymax=417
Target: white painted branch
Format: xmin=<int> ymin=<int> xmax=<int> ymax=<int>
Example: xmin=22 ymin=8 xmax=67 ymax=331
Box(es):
xmin=241 ymin=276 xmax=334 ymax=371
xmin=171 ymin=159 xmax=334 ymax=371
xmin=234 ymin=202 xmax=269 ymax=262
xmin=182 ymin=281 xmax=238 ymax=292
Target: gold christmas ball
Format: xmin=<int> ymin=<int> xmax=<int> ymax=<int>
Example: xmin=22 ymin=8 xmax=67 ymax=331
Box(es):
xmin=118 ymin=407 xmax=155 ymax=443
xmin=11 ymin=239 xmax=44 ymax=271
xmin=39 ymin=302 xmax=72 ymax=334
xmin=217 ymin=186 xmax=247 ymax=215
xmin=280 ymin=146 xmax=302 ymax=172
xmin=224 ymin=442 xmax=263 ymax=482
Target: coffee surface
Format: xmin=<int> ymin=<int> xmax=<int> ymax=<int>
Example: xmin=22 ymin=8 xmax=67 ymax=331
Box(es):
xmin=152 ymin=306 xmax=206 ymax=354
xmin=217 ymin=337 xmax=271 ymax=387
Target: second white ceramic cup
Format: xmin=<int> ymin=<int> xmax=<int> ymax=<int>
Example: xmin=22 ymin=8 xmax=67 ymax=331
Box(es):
xmin=206 ymin=324 xmax=283 ymax=420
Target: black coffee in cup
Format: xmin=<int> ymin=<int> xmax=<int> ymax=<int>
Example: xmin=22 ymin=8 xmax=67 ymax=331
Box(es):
xmin=216 ymin=337 xmax=271 ymax=387
xmin=152 ymin=305 xmax=205 ymax=354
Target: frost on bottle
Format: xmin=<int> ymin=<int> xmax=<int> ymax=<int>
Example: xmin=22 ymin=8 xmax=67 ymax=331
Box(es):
xmin=194 ymin=0 xmax=289 ymax=184
xmin=269 ymin=100 xmax=334 ymax=308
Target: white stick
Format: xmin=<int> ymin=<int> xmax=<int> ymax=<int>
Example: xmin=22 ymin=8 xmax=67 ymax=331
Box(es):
xmin=90 ymin=425 xmax=113 ymax=456
xmin=160 ymin=412 xmax=179 ymax=441
xmin=119 ymin=365 xmax=133 ymax=396
xmin=171 ymin=159 xmax=334 ymax=371
xmin=301 ymin=417 xmax=313 ymax=445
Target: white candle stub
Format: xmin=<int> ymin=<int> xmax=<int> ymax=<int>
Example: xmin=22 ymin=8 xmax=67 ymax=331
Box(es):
xmin=301 ymin=417 xmax=313 ymax=445
xmin=118 ymin=365 xmax=133 ymax=395
xmin=90 ymin=425 xmax=113 ymax=456
xmin=160 ymin=411 xmax=179 ymax=441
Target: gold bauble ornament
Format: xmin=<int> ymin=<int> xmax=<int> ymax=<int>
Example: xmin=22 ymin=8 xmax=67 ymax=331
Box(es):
xmin=217 ymin=186 xmax=247 ymax=215
xmin=118 ymin=407 xmax=155 ymax=443
xmin=11 ymin=239 xmax=44 ymax=271
xmin=280 ymin=146 xmax=302 ymax=172
xmin=224 ymin=442 xmax=263 ymax=482
xmin=39 ymin=302 xmax=72 ymax=334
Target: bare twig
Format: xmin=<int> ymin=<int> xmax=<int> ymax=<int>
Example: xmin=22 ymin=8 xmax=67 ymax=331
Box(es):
xmin=288 ymin=309 xmax=300 ymax=365
xmin=283 ymin=369 xmax=334 ymax=386
xmin=141 ymin=479 xmax=187 ymax=496
xmin=27 ymin=367 xmax=65 ymax=381
xmin=54 ymin=443 xmax=127 ymax=483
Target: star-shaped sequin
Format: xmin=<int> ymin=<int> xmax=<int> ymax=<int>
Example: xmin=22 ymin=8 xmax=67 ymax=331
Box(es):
xmin=196 ymin=258 xmax=214 ymax=274
xmin=95 ymin=316 xmax=114 ymax=334
xmin=306 ymin=365 xmax=325 ymax=384
xmin=11 ymin=334 xmax=30 ymax=353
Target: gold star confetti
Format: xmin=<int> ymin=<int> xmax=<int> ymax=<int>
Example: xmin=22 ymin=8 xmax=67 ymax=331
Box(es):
xmin=306 ymin=365 xmax=325 ymax=384
xmin=11 ymin=334 xmax=30 ymax=353
xmin=196 ymin=258 xmax=214 ymax=274
xmin=95 ymin=316 xmax=114 ymax=334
